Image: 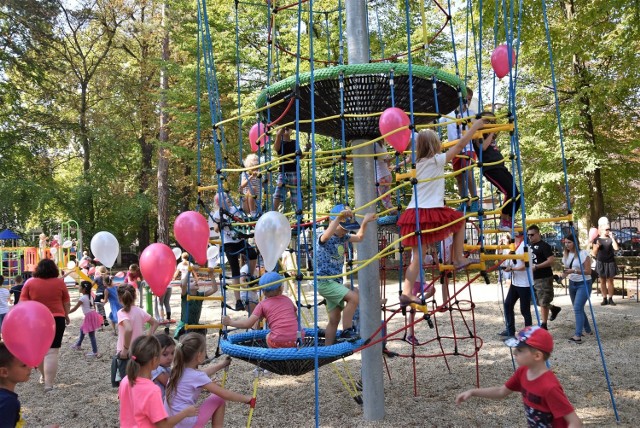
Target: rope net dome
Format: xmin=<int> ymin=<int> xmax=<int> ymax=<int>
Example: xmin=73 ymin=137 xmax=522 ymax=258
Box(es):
xmin=256 ymin=63 xmax=466 ymax=140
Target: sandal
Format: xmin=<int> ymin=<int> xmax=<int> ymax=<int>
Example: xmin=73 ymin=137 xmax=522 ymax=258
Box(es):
xmin=454 ymin=258 xmax=479 ymax=271
xmin=399 ymin=294 xmax=420 ymax=308
xmin=568 ymin=336 xmax=583 ymax=344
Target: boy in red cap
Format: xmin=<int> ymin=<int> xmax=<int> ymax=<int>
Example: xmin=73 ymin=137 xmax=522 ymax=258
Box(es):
xmin=456 ymin=326 xmax=582 ymax=427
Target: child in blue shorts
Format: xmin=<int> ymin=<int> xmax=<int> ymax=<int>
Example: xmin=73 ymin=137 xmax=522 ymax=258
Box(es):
xmin=316 ymin=204 xmax=376 ymax=345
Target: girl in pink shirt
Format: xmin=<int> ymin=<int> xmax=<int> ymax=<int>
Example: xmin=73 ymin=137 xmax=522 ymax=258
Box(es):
xmin=222 ymin=271 xmax=304 ymax=348
xmin=119 ymin=335 xmax=197 ymax=428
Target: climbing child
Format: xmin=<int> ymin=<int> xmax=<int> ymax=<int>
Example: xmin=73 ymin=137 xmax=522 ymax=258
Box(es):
xmin=69 ymin=281 xmax=104 ymax=358
xmin=373 ymin=140 xmax=395 ymax=213
xmin=152 ymin=333 xmax=176 ymax=397
xmin=456 ymin=326 xmax=582 ymax=427
xmin=112 ymin=284 xmax=159 ymax=386
xmin=104 ymin=275 xmax=122 ymax=335
xmin=316 ymin=204 xmax=376 ymax=345
xmin=165 ymin=333 xmax=254 ymax=428
xmin=239 ymin=153 xmax=261 ymax=218
xmin=0 ymin=342 xmax=32 ymax=427
xmin=397 ymin=118 xmax=487 ymax=305
xmin=239 ymin=255 xmax=259 ymax=318
xmin=471 ymin=111 xmax=520 ymax=231
xmin=223 ymin=271 xmax=304 ymax=348
xmin=119 ymin=335 xmax=198 ymax=427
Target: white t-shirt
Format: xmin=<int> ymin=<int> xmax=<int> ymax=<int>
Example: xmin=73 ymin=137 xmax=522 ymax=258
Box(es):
xmin=442 ymin=108 xmax=476 ymax=152
xmin=373 ymin=142 xmax=392 ymax=180
xmin=406 ymin=153 xmax=447 ymax=209
xmin=562 ymin=250 xmax=590 ymax=282
xmin=78 ymin=294 xmax=93 ymax=314
xmin=0 ymin=288 xmax=9 ymax=314
xmin=511 ymin=241 xmax=533 ymax=287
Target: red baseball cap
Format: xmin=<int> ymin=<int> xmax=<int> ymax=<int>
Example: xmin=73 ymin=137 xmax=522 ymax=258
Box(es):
xmin=505 ymin=326 xmax=554 ymax=354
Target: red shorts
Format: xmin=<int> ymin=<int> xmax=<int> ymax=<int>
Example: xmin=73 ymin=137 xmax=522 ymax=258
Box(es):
xmin=451 ymin=151 xmax=476 ymax=171
xmin=266 ymin=332 xmax=303 ymax=348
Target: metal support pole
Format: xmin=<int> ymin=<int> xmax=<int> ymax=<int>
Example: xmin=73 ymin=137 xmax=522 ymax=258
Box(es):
xmin=347 ymin=0 xmax=385 ymax=421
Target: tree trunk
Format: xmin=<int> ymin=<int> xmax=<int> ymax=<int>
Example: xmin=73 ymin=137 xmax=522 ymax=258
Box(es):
xmin=79 ymin=83 xmax=95 ymax=226
xmin=157 ymin=0 xmax=170 ymax=245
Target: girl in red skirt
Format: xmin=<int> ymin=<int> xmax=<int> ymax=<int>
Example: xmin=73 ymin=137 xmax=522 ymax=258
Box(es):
xmin=398 ymin=118 xmax=487 ymax=305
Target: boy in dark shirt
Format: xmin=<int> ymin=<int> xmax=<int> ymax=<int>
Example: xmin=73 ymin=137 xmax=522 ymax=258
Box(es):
xmin=0 ymin=342 xmax=32 ymax=427
xmin=9 ymin=275 xmax=24 ymax=305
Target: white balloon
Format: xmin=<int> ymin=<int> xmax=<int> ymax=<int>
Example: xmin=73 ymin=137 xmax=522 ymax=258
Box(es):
xmin=66 ymin=261 xmax=76 ymax=269
xmin=50 ymin=247 xmax=58 ymax=255
xmin=172 ymin=247 xmax=182 ymax=260
xmin=90 ymin=231 xmax=119 ymax=268
xmin=207 ymin=246 xmax=220 ymax=268
xmin=62 ymin=240 xmax=73 ymax=248
xmin=254 ymin=211 xmax=291 ymax=272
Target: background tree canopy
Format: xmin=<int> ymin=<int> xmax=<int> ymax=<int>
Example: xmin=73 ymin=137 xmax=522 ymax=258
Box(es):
xmin=0 ymin=0 xmax=638 ymax=250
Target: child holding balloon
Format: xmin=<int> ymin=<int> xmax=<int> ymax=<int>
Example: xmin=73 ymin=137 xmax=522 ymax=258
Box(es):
xmin=0 ymin=342 xmax=32 ymax=427
xmin=397 ymin=118 xmax=487 ymax=306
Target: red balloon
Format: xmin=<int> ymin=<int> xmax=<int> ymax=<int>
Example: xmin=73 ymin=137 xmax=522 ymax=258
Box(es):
xmin=173 ymin=211 xmax=209 ymax=265
xmin=249 ymin=123 xmax=268 ymax=152
xmin=139 ymin=243 xmax=176 ymax=296
xmin=379 ymin=107 xmax=411 ymax=153
xmin=588 ymin=227 xmax=599 ymax=243
xmin=1 ymin=301 xmax=55 ymax=367
xmin=491 ymin=44 xmax=516 ymax=79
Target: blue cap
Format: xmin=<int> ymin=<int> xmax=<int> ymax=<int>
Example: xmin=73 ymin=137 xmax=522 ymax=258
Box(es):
xmin=259 ymin=271 xmax=284 ymax=292
xmin=329 ymin=204 xmax=361 ymax=231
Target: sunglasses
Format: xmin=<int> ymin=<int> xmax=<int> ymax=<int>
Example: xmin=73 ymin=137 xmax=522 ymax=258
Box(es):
xmin=527 ymin=233 xmax=535 ymax=237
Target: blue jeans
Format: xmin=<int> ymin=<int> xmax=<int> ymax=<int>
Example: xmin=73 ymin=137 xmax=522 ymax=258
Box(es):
xmin=76 ymin=329 xmax=98 ymax=354
xmin=569 ymin=280 xmax=592 ymax=337
xmin=504 ymin=285 xmax=533 ymax=335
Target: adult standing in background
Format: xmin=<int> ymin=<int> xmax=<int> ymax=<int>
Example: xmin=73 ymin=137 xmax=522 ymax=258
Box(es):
xmin=561 ymin=234 xmax=593 ymax=343
xmin=500 ymin=231 xmax=532 ymax=337
xmin=527 ymin=225 xmax=561 ymax=330
xmin=592 ymin=217 xmax=619 ymax=306
xmin=20 ymin=259 xmax=71 ymax=392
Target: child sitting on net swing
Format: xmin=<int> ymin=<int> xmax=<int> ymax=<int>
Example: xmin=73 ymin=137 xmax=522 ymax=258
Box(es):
xmin=222 ymin=271 xmax=303 ymax=348
xmin=397 ymin=118 xmax=487 ymax=306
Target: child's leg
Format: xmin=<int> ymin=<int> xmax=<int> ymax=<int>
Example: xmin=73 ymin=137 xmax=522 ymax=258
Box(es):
xmin=163 ymin=287 xmax=173 ymax=320
xmin=402 ymin=246 xmax=425 ymax=301
xmin=193 ymin=395 xmax=225 ymax=428
xmin=76 ymin=329 xmax=85 ymax=346
xmin=452 ymin=227 xmax=466 ymax=264
xmin=341 ymin=289 xmax=359 ymax=330
xmin=325 ymin=307 xmax=342 ymax=345
xmin=88 ymin=331 xmax=98 ymax=354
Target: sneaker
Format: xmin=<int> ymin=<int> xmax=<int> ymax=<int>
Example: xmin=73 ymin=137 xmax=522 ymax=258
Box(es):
xmin=498 ymin=330 xmax=514 ymax=337
xmin=405 ymin=335 xmax=419 ymax=345
xmin=86 ymin=352 xmax=102 ymax=358
xmin=549 ymin=306 xmax=562 ymax=321
xmin=340 ymin=328 xmax=360 ymax=341
xmin=540 ymin=323 xmax=548 ymax=330
xmin=235 ymin=300 xmax=245 ymax=311
xmin=608 ymin=297 xmax=616 ymax=306
xmin=601 ymin=298 xmax=608 ymax=306
xmin=497 ymin=219 xmax=512 ymax=232
xmin=70 ymin=344 xmax=82 ymax=351
xmin=382 ymin=347 xmax=398 ymax=358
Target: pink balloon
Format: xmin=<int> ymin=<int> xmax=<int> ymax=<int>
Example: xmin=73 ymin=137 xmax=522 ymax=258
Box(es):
xmin=588 ymin=227 xmax=599 ymax=243
xmin=491 ymin=44 xmax=516 ymax=79
xmin=88 ymin=267 xmax=96 ymax=276
xmin=1 ymin=301 xmax=55 ymax=367
xmin=379 ymin=107 xmax=411 ymax=153
xmin=173 ymin=211 xmax=209 ymax=265
xmin=79 ymin=259 xmax=89 ymax=269
xmin=115 ymin=271 xmax=126 ymax=278
xmin=249 ymin=123 xmax=269 ymax=152
xmin=139 ymin=243 xmax=176 ymax=296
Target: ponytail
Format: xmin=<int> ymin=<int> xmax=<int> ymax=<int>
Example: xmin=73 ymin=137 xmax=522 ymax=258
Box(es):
xmin=126 ymin=335 xmax=160 ymax=387
xmin=118 ymin=284 xmax=136 ymax=312
xmin=165 ymin=333 xmax=205 ymax=403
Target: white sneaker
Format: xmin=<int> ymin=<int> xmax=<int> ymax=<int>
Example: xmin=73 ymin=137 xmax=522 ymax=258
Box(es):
xmin=498 ymin=220 xmax=512 ymax=232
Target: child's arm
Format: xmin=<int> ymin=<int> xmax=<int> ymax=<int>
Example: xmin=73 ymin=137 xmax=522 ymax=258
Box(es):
xmin=445 ymin=118 xmax=486 ymax=163
xmin=319 ymin=209 xmax=350 ymax=243
xmin=69 ymin=300 xmax=82 ymax=314
xmin=200 ymin=355 xmax=232 ymax=377
xmin=222 ymin=314 xmax=260 ymax=330
xmin=203 ymin=381 xmax=253 ymax=405
xmin=155 ymin=406 xmax=199 ymax=428
xmin=564 ymin=411 xmax=583 ymax=428
xmin=147 ymin=316 xmax=159 ymax=335
xmin=455 ymin=385 xmax=512 ymax=404
xmin=348 ymin=213 xmax=377 ymax=244
xmin=154 ymin=371 xmax=170 ymax=387
xmin=120 ymin=319 xmax=133 ymax=358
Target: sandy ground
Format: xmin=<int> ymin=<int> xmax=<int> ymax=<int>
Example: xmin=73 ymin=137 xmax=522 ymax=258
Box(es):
xmin=14 ymin=279 xmax=640 ymax=427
